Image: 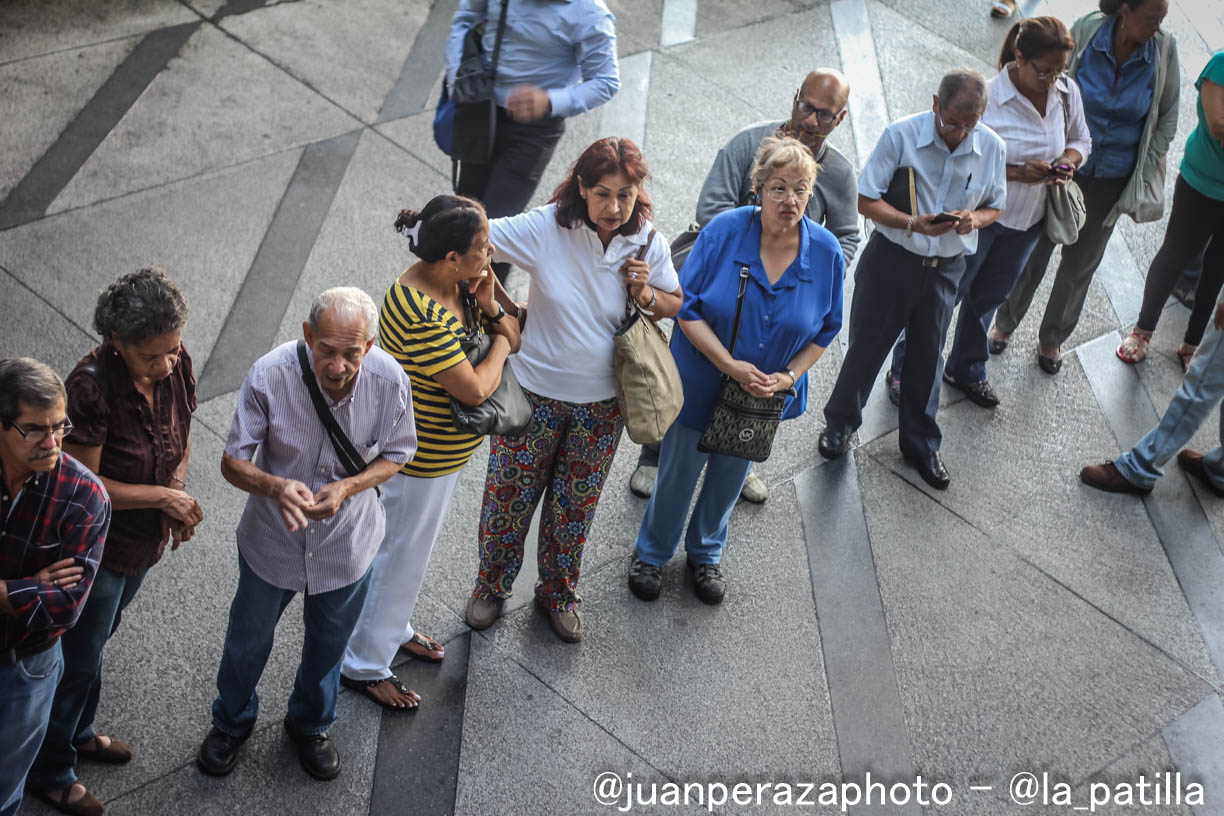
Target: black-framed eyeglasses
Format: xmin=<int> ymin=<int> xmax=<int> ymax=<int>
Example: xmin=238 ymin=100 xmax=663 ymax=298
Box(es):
xmin=795 ymin=98 xmax=845 ymax=125
xmin=936 ymin=110 xmax=977 ymax=136
xmin=10 ymin=418 xmax=73 ymax=443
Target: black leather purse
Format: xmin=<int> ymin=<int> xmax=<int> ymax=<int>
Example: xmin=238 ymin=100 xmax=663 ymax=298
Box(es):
xmin=449 ymin=290 xmax=533 ymax=438
xmin=449 ymin=0 xmax=509 ymax=166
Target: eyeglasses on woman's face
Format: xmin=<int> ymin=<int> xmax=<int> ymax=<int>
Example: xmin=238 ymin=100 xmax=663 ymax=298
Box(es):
xmin=762 ymin=183 xmax=812 ymax=203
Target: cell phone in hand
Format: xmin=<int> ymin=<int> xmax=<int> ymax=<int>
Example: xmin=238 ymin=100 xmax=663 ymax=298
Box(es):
xmin=1049 ymin=163 xmax=1072 ymax=176
xmin=932 ymin=212 xmax=961 ymax=224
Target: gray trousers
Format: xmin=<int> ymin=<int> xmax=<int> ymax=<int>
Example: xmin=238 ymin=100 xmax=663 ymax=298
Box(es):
xmin=994 ymin=174 xmax=1130 ymax=348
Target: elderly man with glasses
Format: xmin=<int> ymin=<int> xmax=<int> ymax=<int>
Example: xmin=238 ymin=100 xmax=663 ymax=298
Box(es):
xmin=0 ymin=358 xmax=110 ymax=816
xmin=630 ymin=67 xmax=860 ymax=504
xmin=818 ymin=70 xmax=1007 ymax=489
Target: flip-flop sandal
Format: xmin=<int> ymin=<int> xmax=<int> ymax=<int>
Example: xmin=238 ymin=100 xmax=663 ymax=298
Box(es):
xmin=340 ymin=674 xmax=420 ymax=712
xmin=990 ymin=0 xmax=1015 ymax=17
xmin=400 ymin=631 xmax=445 ymax=662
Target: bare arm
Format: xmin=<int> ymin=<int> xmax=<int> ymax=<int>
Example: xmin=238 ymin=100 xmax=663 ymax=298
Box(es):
xmin=858 ymin=195 xmax=958 ymax=237
xmin=64 ymin=441 xmax=202 ymax=527
xmin=744 ymin=342 xmax=829 ymax=398
xmin=677 ymin=317 xmax=769 ymax=388
xmin=306 ymin=457 xmax=403 ymax=521
xmin=434 ymin=335 xmax=513 ymax=406
xmin=1202 ymin=79 xmax=1224 ymax=147
xmin=221 ymin=452 xmax=315 ymax=532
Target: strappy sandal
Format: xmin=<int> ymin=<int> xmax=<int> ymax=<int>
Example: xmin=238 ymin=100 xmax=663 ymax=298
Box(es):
xmin=340 ymin=673 xmax=419 ymax=712
xmin=399 ymin=631 xmax=445 ymax=662
xmin=1177 ymin=343 xmax=1198 ymax=371
xmin=1116 ymin=328 xmax=1152 ymax=364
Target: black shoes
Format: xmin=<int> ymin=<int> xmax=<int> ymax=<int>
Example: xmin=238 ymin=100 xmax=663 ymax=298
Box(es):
xmin=818 ymin=427 xmax=852 ymax=459
xmin=627 ymin=556 xmax=662 ymax=601
xmin=905 ymin=451 xmax=951 ymax=490
xmin=687 ymin=558 xmax=725 ymax=605
xmin=942 ymin=371 xmax=1000 ymax=408
xmin=196 ymin=727 xmax=249 ymax=777
xmin=885 ymin=369 xmax=901 ymax=407
xmin=283 ymin=718 xmax=341 ymax=780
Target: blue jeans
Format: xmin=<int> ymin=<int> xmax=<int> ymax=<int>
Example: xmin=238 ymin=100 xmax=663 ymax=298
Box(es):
xmin=211 ymin=555 xmax=372 ymax=738
xmin=1115 ymin=317 xmax=1224 ymax=490
xmin=0 ymin=641 xmax=63 ymax=816
xmin=892 ymin=220 xmax=1045 ymax=383
xmin=634 ymin=423 xmax=754 ymax=566
xmin=28 ymin=565 xmax=146 ymax=791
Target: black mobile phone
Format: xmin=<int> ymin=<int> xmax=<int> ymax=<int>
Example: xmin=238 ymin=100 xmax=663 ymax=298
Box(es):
xmin=932 ymin=212 xmax=961 ymax=224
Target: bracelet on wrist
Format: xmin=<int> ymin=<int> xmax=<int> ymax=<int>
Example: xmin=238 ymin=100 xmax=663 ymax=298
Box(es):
xmin=638 ymin=286 xmax=658 ymax=314
xmin=169 ymin=475 xmax=186 ymax=487
xmin=485 ymin=306 xmax=507 ymax=323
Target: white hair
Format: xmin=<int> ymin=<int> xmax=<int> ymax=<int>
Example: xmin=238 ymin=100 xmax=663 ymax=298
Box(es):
xmin=308 ymin=287 xmax=378 ymax=341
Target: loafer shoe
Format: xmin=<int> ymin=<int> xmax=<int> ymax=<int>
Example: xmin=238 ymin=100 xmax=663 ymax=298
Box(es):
xmin=1177 ymin=449 xmax=1224 ymax=497
xmin=905 ymin=451 xmax=951 ymax=490
xmin=283 ymin=719 xmax=341 ymax=781
xmin=196 ymin=727 xmax=248 ymax=777
xmin=1038 ymin=352 xmax=1063 ymax=375
xmin=629 ymin=464 xmax=657 ymax=498
xmin=1080 ymin=462 xmax=1150 ymax=495
xmin=465 ymin=594 xmax=503 ymax=630
xmin=885 ymin=369 xmax=901 ymax=407
xmin=942 ymin=372 xmax=1000 ymax=408
xmin=686 ymin=558 xmax=726 ymax=605
xmin=739 ymin=471 xmax=768 ymax=503
xmin=818 ymin=428 xmax=852 ymax=459
xmin=537 ymin=597 xmax=583 ymax=642
xmin=627 ymin=556 xmax=662 ymax=601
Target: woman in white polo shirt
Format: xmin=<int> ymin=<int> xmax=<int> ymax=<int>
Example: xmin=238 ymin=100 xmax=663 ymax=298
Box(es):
xmin=463 ymin=137 xmax=683 ymax=642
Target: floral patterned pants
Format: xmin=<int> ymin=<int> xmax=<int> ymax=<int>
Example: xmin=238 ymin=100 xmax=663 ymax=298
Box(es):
xmin=473 ymin=390 xmax=624 ymax=612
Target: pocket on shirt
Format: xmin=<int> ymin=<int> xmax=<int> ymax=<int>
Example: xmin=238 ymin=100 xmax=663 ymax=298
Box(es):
xmin=955 ymin=185 xmax=988 ymax=212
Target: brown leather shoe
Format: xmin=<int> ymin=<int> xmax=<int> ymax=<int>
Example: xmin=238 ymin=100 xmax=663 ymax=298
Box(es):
xmin=1080 ymin=462 xmax=1150 ymax=495
xmin=536 ymin=597 xmax=583 ymax=642
xmin=75 ymin=734 xmax=132 ymax=764
xmin=33 ymin=784 xmax=104 ymax=816
xmin=1177 ymin=449 xmax=1224 ymax=497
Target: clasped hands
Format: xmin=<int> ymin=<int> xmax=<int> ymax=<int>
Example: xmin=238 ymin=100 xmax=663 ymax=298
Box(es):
xmin=275 ymin=478 xmax=351 ymax=532
xmin=723 ymin=359 xmax=795 ymax=398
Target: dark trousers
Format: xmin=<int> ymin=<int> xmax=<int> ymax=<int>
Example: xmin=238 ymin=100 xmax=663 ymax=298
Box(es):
xmin=456 ymin=109 xmax=566 ymax=284
xmin=892 ymin=219 xmax=1045 ymax=384
xmin=1135 ymin=175 xmax=1224 ymax=346
xmin=824 ymin=232 xmax=965 ymax=457
xmin=28 ymin=565 xmax=147 ymax=791
xmin=995 ymin=174 xmax=1129 ymax=348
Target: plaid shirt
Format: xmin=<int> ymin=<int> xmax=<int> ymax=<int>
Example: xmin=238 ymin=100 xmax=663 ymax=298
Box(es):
xmin=1 ymin=452 xmax=110 ymax=651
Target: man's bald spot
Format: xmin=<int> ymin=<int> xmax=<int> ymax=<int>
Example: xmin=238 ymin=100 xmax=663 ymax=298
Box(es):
xmin=800 ymin=68 xmax=851 ymax=108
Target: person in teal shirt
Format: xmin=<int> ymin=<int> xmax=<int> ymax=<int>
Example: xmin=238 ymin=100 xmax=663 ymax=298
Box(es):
xmin=1118 ymin=50 xmax=1224 ymax=367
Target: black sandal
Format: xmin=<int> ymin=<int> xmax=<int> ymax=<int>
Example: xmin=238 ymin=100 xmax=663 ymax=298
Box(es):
xmin=399 ymin=631 xmax=445 ymax=662
xmin=339 ymin=673 xmax=419 ymax=712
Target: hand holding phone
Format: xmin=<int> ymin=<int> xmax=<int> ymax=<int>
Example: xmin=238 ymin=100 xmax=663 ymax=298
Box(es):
xmin=931 ymin=211 xmax=962 ymax=224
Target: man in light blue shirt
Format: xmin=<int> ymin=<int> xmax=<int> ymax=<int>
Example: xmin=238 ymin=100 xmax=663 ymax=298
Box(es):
xmin=819 ymin=70 xmax=1006 ymax=490
xmin=446 ymin=0 xmax=620 ymax=283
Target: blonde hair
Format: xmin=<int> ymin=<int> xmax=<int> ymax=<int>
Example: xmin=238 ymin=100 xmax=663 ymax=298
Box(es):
xmin=751 ymin=136 xmax=819 ymax=191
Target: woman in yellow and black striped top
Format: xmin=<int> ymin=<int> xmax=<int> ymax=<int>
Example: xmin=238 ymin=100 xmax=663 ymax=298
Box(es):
xmin=340 ymin=195 xmax=520 ymax=711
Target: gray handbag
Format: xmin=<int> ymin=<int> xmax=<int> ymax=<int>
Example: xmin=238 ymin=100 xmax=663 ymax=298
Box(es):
xmin=696 ymin=264 xmax=791 ymax=463
xmin=449 ymin=291 xmax=533 ymax=438
xmin=1045 ymin=91 xmax=1087 ymax=245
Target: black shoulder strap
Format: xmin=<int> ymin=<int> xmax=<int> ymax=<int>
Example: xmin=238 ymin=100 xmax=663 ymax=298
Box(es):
xmin=74 ymin=360 xmax=111 ymax=403
xmin=296 ymin=340 xmax=371 ymax=480
xmin=489 ymin=0 xmax=510 ymax=79
xmin=727 ymin=266 xmax=750 ymax=356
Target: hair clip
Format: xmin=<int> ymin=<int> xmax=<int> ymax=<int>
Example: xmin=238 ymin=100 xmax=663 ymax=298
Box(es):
xmin=401 ymin=220 xmax=422 ymax=247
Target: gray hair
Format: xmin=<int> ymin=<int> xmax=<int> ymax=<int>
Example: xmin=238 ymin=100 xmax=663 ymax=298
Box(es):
xmin=751 ymin=135 xmax=820 ymax=190
xmin=94 ymin=265 xmax=189 ymax=345
xmin=938 ymin=69 xmax=989 ymax=115
xmin=0 ymin=358 xmax=66 ymax=427
xmin=308 ymin=287 xmax=378 ymax=341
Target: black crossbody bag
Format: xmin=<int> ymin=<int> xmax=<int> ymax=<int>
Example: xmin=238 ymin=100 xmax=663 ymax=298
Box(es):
xmin=296 ymin=340 xmax=380 ymax=497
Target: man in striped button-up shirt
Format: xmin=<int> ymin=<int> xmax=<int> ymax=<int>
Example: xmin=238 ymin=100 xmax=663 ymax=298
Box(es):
xmin=197 ymin=288 xmax=416 ymax=783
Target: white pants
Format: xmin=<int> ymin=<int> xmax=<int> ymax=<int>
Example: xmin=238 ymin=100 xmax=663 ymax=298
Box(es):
xmin=341 ymin=469 xmax=461 ymax=681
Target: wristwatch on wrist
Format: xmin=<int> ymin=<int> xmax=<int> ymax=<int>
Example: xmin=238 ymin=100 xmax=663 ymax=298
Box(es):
xmin=486 ymin=306 xmax=507 ymax=323
xmin=785 ymin=368 xmax=798 ymax=388
xmin=905 ymin=215 xmax=915 ymax=238
xmin=639 ymin=286 xmax=658 ymax=312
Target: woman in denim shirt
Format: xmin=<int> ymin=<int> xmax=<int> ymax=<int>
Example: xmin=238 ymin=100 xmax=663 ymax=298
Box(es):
xmin=990 ymin=0 xmax=1179 ymax=374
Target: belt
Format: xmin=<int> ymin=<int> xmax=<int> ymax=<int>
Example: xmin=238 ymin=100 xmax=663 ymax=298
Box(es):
xmin=918 ymin=254 xmax=962 ymax=268
xmin=1 ymin=635 xmax=59 ymax=665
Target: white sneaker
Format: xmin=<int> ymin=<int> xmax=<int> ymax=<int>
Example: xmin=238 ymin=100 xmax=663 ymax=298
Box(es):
xmin=740 ymin=471 xmax=768 ymax=504
xmin=629 ymin=465 xmax=657 ymax=498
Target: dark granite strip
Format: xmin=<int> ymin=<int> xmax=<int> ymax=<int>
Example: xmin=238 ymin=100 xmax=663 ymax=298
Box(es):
xmin=375 ymin=0 xmax=460 ymax=124
xmin=369 ymin=632 xmax=470 ymax=816
xmin=793 ymin=459 xmax=921 ymax=815
xmin=212 ymin=0 xmax=270 ymax=21
xmin=196 ymin=129 xmax=362 ymax=400
xmin=1079 ymin=333 xmax=1224 ymax=684
xmin=0 ymin=21 xmax=200 ymax=231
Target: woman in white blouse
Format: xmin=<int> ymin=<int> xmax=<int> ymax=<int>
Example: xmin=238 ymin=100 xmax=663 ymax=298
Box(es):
xmin=891 ymin=17 xmax=1089 ymax=405
xmin=463 ymin=137 xmax=683 ymax=643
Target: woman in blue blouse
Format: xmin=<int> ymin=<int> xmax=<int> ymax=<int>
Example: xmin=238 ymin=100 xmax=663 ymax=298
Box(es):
xmin=627 ymin=137 xmax=843 ymax=605
xmin=992 ymin=0 xmax=1178 ymax=374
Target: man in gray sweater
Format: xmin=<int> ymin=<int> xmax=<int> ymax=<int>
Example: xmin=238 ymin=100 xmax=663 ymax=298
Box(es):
xmin=630 ymin=68 xmax=860 ymax=503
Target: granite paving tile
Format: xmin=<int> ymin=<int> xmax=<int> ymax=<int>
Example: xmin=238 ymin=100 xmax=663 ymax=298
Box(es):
xmin=0 ymin=0 xmax=197 ymax=63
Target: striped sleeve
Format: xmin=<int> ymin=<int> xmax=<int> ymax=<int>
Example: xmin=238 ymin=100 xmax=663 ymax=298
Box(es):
xmin=381 ymin=285 xmax=468 ymax=377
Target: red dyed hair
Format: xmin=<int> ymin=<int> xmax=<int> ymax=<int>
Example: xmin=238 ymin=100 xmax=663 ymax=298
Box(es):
xmin=550 ymin=137 xmax=654 ymax=236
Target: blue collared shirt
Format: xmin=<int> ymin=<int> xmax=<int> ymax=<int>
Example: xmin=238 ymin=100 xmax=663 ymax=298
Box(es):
xmin=858 ymin=111 xmax=1007 ymax=258
xmin=446 ymin=0 xmax=620 ymax=120
xmin=671 ymin=207 xmax=844 ymax=431
xmin=1075 ymin=15 xmax=1156 ymax=178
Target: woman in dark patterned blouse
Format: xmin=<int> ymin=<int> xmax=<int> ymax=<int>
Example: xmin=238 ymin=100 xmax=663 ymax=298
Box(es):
xmin=28 ymin=266 xmax=201 ymax=816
